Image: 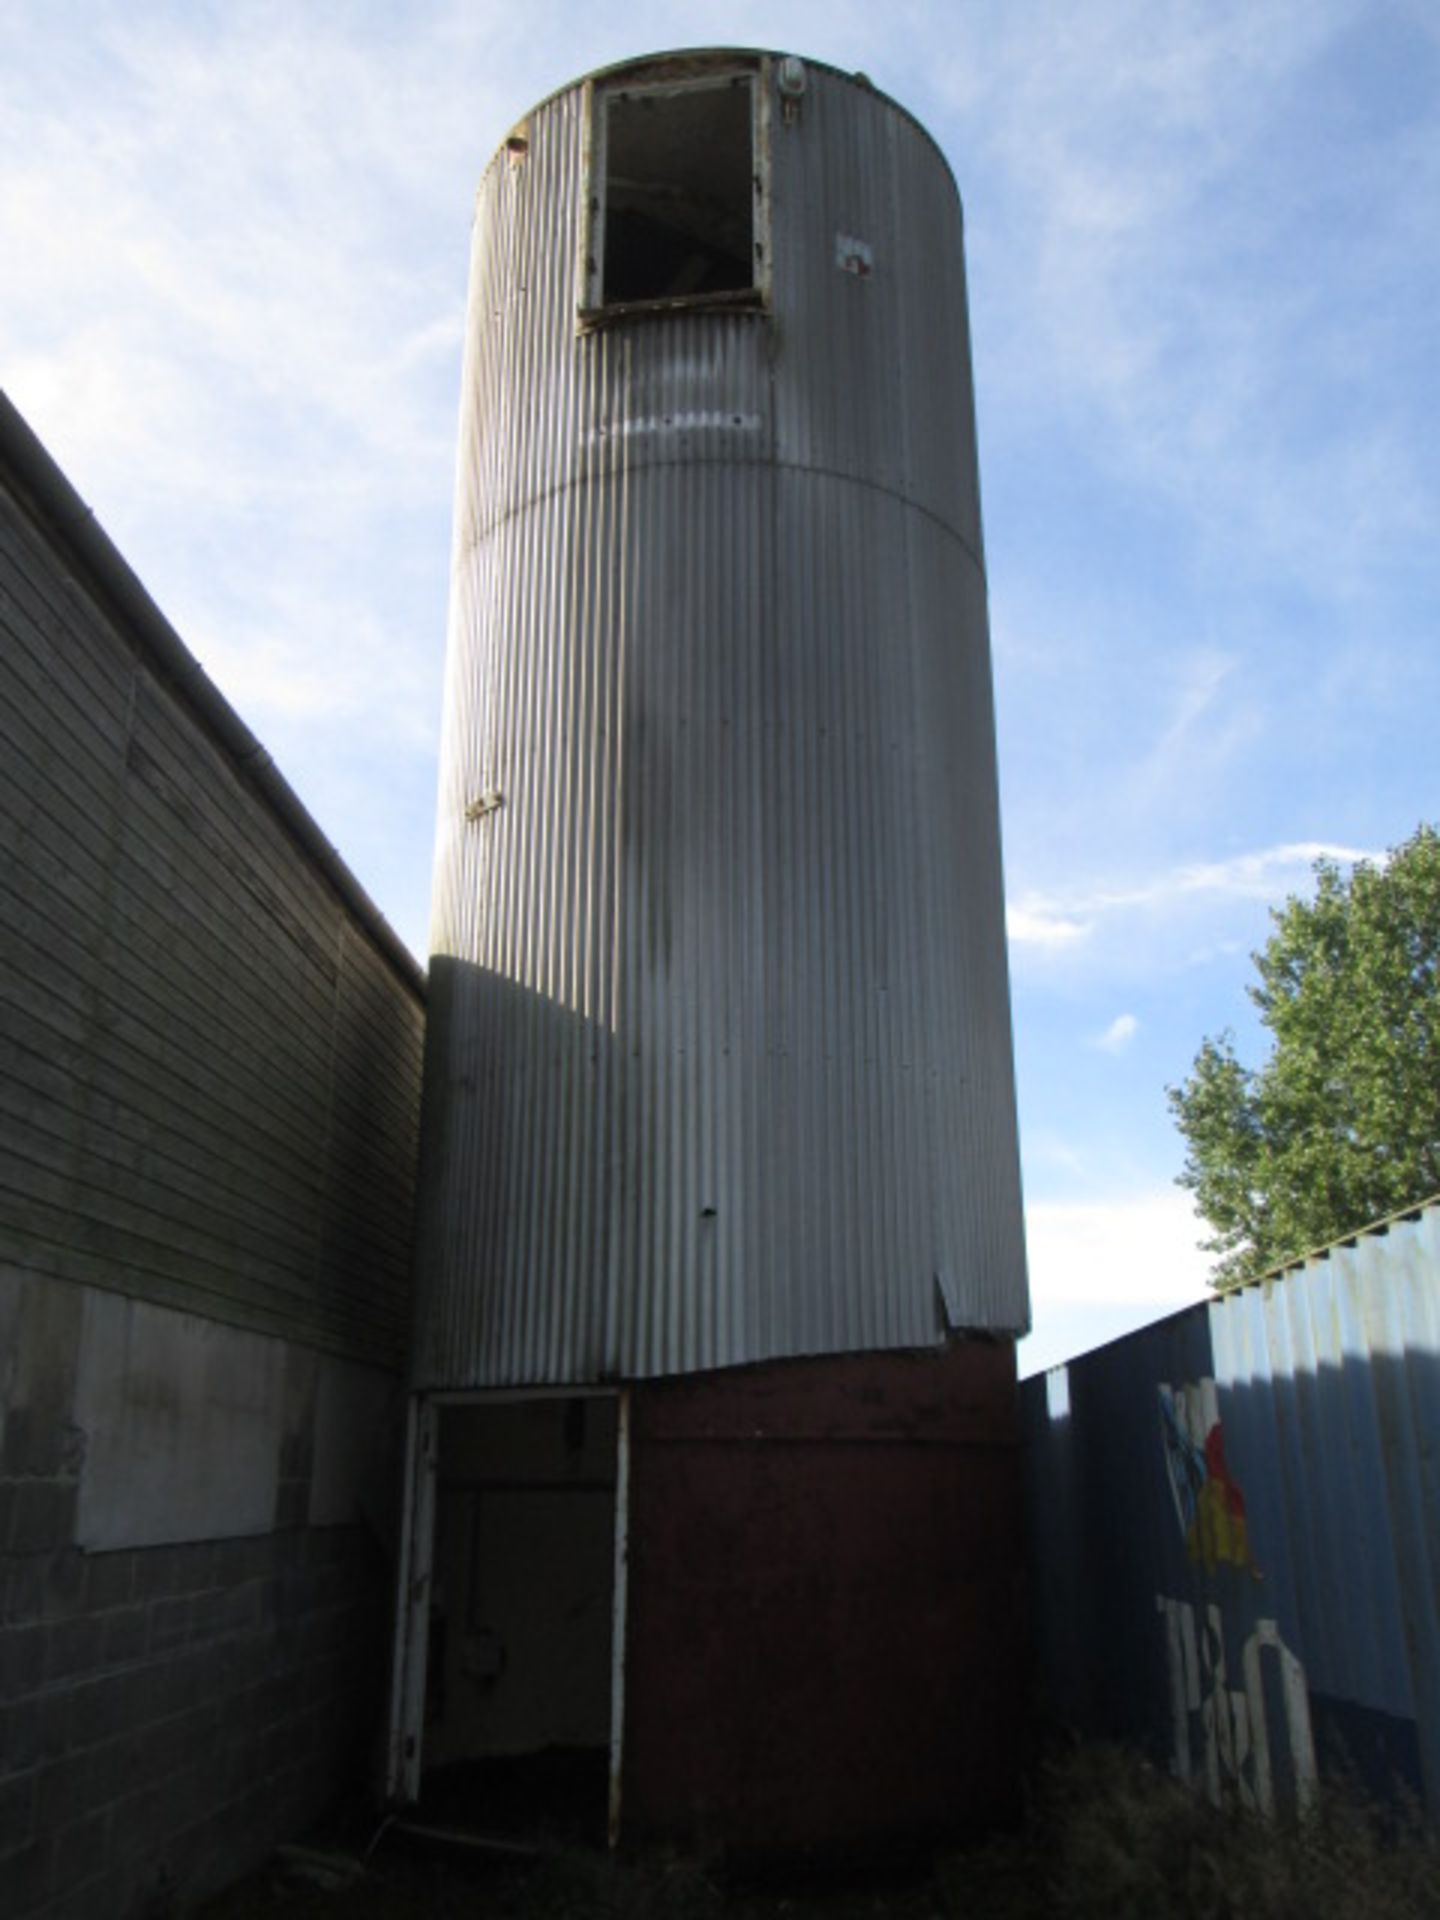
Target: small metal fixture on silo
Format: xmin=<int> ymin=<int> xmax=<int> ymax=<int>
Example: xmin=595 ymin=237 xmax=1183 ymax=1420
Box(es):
xmin=393 ymin=48 xmax=1031 ymax=1860
xmin=462 ymin=787 xmax=503 ymax=822
xmin=777 ymin=54 xmax=806 ymax=121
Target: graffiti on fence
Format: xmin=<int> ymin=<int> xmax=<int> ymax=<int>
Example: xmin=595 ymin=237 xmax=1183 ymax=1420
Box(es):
xmin=1154 ymin=1593 xmax=1316 ymax=1814
xmin=1154 ymin=1375 xmax=1315 ymax=1813
xmin=1159 ymin=1378 xmax=1258 ymax=1575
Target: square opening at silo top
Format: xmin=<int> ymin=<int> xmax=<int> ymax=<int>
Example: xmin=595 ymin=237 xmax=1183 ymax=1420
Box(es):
xmin=599 ymin=79 xmax=756 ymax=306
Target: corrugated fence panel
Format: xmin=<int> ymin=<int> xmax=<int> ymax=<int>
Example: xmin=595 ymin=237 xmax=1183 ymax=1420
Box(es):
xmin=1022 ymin=1203 xmax=1440 ymax=1818
xmin=416 ymin=54 xmax=1028 ymax=1389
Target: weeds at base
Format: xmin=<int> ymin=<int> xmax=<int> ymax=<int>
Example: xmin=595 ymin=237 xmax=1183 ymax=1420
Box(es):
xmin=935 ymin=1742 xmax=1440 ymax=1920
xmin=201 ymin=1744 xmax=1440 ymax=1920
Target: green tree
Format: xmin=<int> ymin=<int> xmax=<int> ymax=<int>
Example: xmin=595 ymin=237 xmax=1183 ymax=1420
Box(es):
xmin=1169 ymin=826 xmax=1440 ymax=1287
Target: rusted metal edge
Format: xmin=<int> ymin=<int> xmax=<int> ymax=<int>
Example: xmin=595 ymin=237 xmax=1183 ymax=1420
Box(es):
xmin=480 ymin=47 xmax=966 ymax=218
xmin=577 ymin=287 xmax=769 ymax=332
xmin=1222 ymin=1189 xmax=1440 ymax=1294
xmin=0 ymin=389 xmax=426 ymax=1001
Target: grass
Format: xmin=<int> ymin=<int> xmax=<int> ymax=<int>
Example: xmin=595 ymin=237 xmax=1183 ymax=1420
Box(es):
xmin=940 ymin=1744 xmax=1440 ymax=1920
xmin=199 ymin=1745 xmax=1440 ymax=1920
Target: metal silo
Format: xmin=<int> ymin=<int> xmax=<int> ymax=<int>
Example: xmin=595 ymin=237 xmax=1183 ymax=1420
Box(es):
xmin=391 ymin=50 xmax=1030 ymax=1855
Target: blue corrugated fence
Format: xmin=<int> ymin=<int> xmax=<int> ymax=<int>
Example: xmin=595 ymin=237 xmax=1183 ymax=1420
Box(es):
xmin=1021 ymin=1202 xmax=1440 ymax=1818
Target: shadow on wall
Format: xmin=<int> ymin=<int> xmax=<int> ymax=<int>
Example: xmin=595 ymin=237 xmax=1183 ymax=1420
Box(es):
xmin=409 ymin=947 xmax=987 ymax=1386
xmin=408 ymin=957 xmax=623 ymax=1384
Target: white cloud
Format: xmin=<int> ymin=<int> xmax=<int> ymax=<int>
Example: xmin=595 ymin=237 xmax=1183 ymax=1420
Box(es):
xmin=1007 ymin=901 xmax=1092 ymax=948
xmin=1093 ymin=1012 xmax=1138 ymax=1053
xmin=930 ymin=0 xmax=1437 ymax=596
xmin=198 ymin=593 xmax=439 ymax=752
xmin=1019 ymin=1187 xmax=1213 ymax=1375
xmin=1010 ymin=839 xmax=1381 ymax=954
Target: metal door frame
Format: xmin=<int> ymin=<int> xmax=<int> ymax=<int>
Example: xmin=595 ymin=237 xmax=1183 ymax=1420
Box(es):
xmin=384 ymin=1385 xmax=631 ymax=1834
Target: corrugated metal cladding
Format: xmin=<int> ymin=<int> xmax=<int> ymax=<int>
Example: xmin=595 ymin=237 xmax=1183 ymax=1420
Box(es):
xmin=1021 ymin=1203 xmax=1440 ymax=1820
xmin=414 ymin=51 xmax=1028 ymax=1389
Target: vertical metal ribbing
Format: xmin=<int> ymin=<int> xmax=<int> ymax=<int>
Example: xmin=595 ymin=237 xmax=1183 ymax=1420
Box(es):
xmin=415 ymin=56 xmax=1028 ymax=1388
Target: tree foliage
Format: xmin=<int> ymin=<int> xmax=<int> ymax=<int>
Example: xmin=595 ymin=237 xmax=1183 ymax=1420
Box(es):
xmin=1169 ymin=826 xmax=1440 ymax=1287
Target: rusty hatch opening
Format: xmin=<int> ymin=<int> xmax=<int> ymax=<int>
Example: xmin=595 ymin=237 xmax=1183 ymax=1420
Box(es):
xmin=598 ymin=78 xmax=756 ymax=307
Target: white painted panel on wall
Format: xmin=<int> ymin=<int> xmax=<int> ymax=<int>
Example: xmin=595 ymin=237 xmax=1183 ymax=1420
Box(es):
xmin=74 ymin=1291 xmax=284 ymax=1547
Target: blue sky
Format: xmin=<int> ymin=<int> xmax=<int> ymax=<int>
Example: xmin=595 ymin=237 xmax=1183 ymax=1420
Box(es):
xmin=5 ymin=1 xmax=1436 ymax=1372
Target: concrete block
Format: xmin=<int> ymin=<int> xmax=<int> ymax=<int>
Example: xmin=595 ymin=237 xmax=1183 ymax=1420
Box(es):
xmin=146 ymin=1595 xmax=192 ymax=1656
xmin=161 ymin=1746 xmax=227 ymax=1837
xmin=0 ymin=1836 xmax=51 ymax=1916
xmin=215 ymin=1583 xmax=258 ymax=1640
xmin=9 ymin=1481 xmax=77 ymax=1555
xmin=3 ymin=1407 xmax=85 ymax=1480
xmin=153 ymin=1647 xmax=219 ymax=1721
xmin=2 ymin=1276 xmax=83 ymax=1442
xmin=88 ymin=1731 xmax=144 ymax=1808
xmin=0 ymin=1624 xmax=46 ymax=1697
xmin=212 ymin=1536 xmax=271 ymax=1587
xmin=36 ymin=1750 xmax=94 ymax=1832
xmin=259 ymin=1717 xmax=301 ymax=1778
xmin=131 ymin=1715 xmax=185 ymax=1790
xmin=44 ymin=1870 xmax=125 ymax=1920
xmin=3 ymin=1689 xmax=69 ymax=1773
xmin=0 ymin=1767 xmax=37 ymax=1853
xmin=246 ymin=1673 xmax=292 ymax=1732
xmin=2 ymin=1411 xmax=44 ymax=1477
xmin=187 ymin=1587 xmax=228 ymax=1642
xmin=44 ymin=1613 xmax=105 ymax=1683
xmin=217 ymin=1633 xmax=269 ymax=1696
xmin=47 ymin=1809 xmax=109 ymax=1898
xmin=219 ymin=1733 xmax=259 ymax=1800
xmin=134 ymin=1541 xmax=214 ymax=1601
xmin=74 ymin=1294 xmax=284 ymax=1549
xmin=41 ymin=1549 xmax=86 ymax=1621
xmin=0 ymin=1553 xmax=45 ymax=1625
xmin=2 ymin=1699 xmax=38 ymax=1777
xmin=101 ymin=1605 xmax=148 ymax=1666
xmin=0 ymin=1272 xmax=21 ymax=1412
xmin=67 ymin=1670 xmax=138 ymax=1750
xmin=82 ymin=1550 xmax=134 ymax=1612
xmin=133 ymin=1704 xmax=216 ymax=1791
xmin=106 ymin=1783 xmax=167 ymax=1871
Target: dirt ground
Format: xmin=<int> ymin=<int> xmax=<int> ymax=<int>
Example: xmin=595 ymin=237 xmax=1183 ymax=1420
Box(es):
xmin=196 ymin=1745 xmax=1440 ymax=1920
xmin=196 ymin=1754 xmax=989 ymax=1920
xmin=197 ymin=1832 xmax=972 ymax=1920
xmin=195 ymin=1749 xmax=1012 ymax=1920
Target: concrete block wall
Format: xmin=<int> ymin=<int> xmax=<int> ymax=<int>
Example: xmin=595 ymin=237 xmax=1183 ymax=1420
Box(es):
xmin=0 ymin=1279 xmax=399 ymax=1918
xmin=1 ymin=1523 xmax=386 ymax=1917
xmin=0 ymin=398 xmax=427 ymax=1914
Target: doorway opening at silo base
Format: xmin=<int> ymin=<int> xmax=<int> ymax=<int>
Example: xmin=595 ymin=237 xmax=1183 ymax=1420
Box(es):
xmin=388 ymin=1391 xmax=623 ymax=1850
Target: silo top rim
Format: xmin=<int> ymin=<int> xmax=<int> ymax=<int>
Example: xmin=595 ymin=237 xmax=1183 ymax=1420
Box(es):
xmin=492 ymin=48 xmax=960 ymax=197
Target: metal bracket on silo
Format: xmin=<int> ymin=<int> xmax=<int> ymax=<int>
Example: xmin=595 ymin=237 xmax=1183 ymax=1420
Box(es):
xmin=464 ymin=788 xmax=503 ymax=822
xmin=777 ymin=55 xmax=806 ymax=124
